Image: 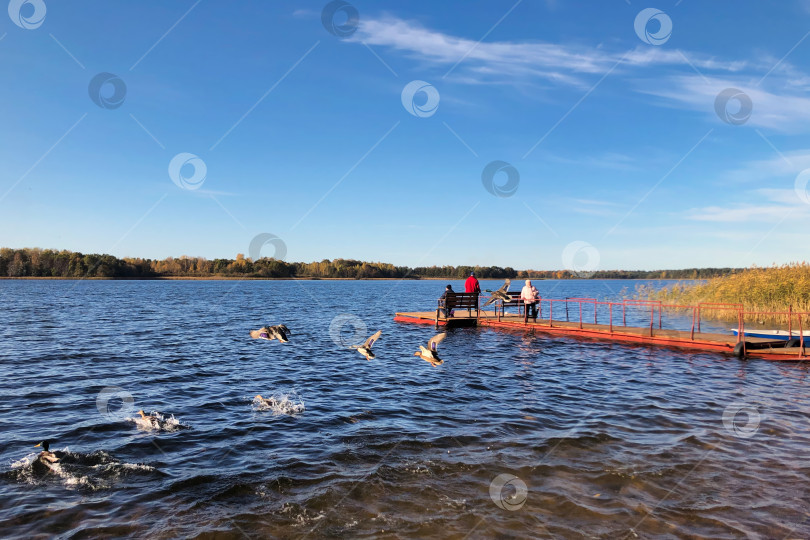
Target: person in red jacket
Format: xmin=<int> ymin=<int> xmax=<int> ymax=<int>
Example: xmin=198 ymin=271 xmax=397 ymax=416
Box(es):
xmin=465 ymin=272 xmax=481 ymax=294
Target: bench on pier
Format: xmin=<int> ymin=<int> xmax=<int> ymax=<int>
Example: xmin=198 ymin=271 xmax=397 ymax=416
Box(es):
xmin=498 ymin=292 xmax=523 ymax=315
xmin=495 ymin=292 xmax=539 ymax=322
xmin=436 ymin=292 xmax=479 ymax=323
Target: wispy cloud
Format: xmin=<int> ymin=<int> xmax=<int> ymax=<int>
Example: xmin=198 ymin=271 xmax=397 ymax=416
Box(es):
xmin=350 ymin=16 xmax=748 ymax=86
xmin=538 ymin=151 xmax=640 ymax=171
xmin=189 ymin=188 xmax=239 ymax=197
xmin=622 ymin=47 xmax=748 ymax=72
xmin=571 ymin=198 xmax=623 ymax=207
xmin=350 ymin=16 xmax=810 ymax=132
xmin=350 ymin=17 xmax=605 ymax=85
xmin=686 ymin=189 xmax=810 ymax=222
xmin=292 ymin=9 xmax=319 ymax=18
xmin=689 ymin=205 xmax=794 ymax=222
xmin=568 ymin=198 xmax=623 ymax=217
xmin=719 ymin=149 xmax=810 ymax=184
xmin=639 ymin=75 xmax=810 ymax=132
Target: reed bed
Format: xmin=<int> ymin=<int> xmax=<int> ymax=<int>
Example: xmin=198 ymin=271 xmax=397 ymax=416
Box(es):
xmin=638 ymin=263 xmax=810 ymax=326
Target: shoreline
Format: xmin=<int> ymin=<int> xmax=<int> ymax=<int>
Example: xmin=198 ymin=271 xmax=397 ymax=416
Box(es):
xmin=0 ymin=276 xmax=679 ymax=281
xmin=0 ymin=249 xmax=740 ymax=281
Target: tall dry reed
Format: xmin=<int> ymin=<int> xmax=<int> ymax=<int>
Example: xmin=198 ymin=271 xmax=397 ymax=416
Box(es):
xmin=637 ymin=263 xmax=810 ymax=326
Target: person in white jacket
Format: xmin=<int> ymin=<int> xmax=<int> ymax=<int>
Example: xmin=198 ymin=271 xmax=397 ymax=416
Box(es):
xmin=520 ymin=279 xmax=539 ymax=320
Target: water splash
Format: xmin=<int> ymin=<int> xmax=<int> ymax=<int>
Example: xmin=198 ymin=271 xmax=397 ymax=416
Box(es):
xmin=252 ymin=391 xmax=305 ymax=416
xmin=9 ymin=450 xmax=92 ymax=489
xmin=6 ymin=449 xmax=157 ymax=491
xmin=127 ymin=411 xmax=185 ymax=432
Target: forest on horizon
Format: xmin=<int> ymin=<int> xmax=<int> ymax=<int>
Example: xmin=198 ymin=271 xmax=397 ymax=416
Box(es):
xmin=0 ymin=248 xmax=740 ymax=280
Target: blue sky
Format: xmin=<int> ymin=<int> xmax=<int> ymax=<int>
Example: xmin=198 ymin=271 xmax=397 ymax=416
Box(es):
xmin=2 ymin=0 xmax=810 ymax=271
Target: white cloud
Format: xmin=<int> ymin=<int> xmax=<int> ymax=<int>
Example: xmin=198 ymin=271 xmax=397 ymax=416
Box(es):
xmin=542 ymin=151 xmax=639 ymax=171
xmin=720 ymin=150 xmax=810 ymax=184
xmin=351 ymin=16 xmax=810 ymax=132
xmin=351 ymin=16 xmax=749 ymax=85
xmin=639 ymin=75 xmax=810 ymax=132
xmin=569 ymin=200 xmax=622 ymax=217
xmin=622 ymin=47 xmax=748 ymax=72
xmin=686 ymin=188 xmax=810 ymax=222
xmin=689 ymin=205 xmax=793 ymax=222
xmin=292 ymin=9 xmax=319 ymax=18
xmin=351 ymin=17 xmax=607 ymax=85
xmin=571 ymin=198 xmax=624 ymax=207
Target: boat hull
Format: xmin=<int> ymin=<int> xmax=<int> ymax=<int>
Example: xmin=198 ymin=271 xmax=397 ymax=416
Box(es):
xmin=731 ymin=329 xmax=810 ymax=341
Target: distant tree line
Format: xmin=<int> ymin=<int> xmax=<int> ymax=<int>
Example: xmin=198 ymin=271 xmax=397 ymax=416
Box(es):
xmin=410 ymin=265 xmax=519 ymax=279
xmin=517 ymin=268 xmax=740 ymax=280
xmin=590 ymin=268 xmax=741 ymax=279
xmin=0 ymin=248 xmax=739 ymax=280
xmin=0 ymin=248 xmax=519 ymax=279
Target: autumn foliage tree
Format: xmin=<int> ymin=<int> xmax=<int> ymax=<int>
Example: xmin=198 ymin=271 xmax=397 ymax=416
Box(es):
xmin=0 ymin=248 xmax=741 ymax=280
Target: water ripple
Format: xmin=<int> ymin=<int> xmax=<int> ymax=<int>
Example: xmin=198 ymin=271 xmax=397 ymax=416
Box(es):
xmin=1 ymin=280 xmax=809 ymax=538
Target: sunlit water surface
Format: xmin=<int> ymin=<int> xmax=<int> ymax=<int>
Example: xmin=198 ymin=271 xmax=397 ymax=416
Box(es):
xmin=1 ymin=280 xmax=809 ymax=539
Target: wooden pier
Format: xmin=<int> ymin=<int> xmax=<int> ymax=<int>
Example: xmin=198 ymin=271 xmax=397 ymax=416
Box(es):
xmin=395 ymin=299 xmax=810 ymax=361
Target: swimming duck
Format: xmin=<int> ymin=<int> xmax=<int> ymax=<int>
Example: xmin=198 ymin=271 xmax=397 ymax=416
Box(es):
xmin=414 ymin=332 xmax=447 ymax=366
xmin=32 ymin=440 xmax=65 ymax=474
xmin=250 ymin=325 xmax=290 ymax=343
xmin=482 ymin=279 xmax=511 ymax=307
xmin=352 ymin=330 xmax=382 ymax=360
xmin=254 ymin=394 xmax=279 ymax=407
xmin=137 ymin=410 xmax=161 ymax=428
xmin=34 ymin=440 xmax=63 ymax=464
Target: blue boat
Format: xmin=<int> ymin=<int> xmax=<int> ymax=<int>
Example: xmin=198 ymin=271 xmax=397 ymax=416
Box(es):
xmin=731 ymin=328 xmax=810 ymax=341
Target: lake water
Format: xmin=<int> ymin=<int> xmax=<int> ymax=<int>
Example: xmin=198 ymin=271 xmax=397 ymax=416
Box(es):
xmin=1 ymin=279 xmax=809 ymax=539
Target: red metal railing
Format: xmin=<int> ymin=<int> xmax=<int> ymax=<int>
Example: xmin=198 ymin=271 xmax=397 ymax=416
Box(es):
xmin=696 ymin=302 xmax=744 ymax=333
xmin=480 ymin=293 xmax=809 ymax=355
xmin=737 ymin=309 xmax=808 ymax=357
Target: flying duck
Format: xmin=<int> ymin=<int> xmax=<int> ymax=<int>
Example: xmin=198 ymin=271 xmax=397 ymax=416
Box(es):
xmin=414 ymin=332 xmax=447 ymax=367
xmin=250 ymin=325 xmax=290 ymax=343
xmin=353 ymin=330 xmax=382 ymax=360
xmin=482 ymin=279 xmax=511 ymax=307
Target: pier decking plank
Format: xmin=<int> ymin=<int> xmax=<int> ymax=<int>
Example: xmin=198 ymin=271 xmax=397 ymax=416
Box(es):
xmin=394 ymin=311 xmax=809 ymax=360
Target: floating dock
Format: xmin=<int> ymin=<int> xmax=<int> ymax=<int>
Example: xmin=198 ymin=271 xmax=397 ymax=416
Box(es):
xmin=395 ymin=298 xmax=810 ymax=361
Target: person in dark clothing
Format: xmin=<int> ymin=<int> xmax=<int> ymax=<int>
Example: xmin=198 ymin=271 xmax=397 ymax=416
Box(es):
xmin=439 ymin=284 xmax=457 ymax=318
